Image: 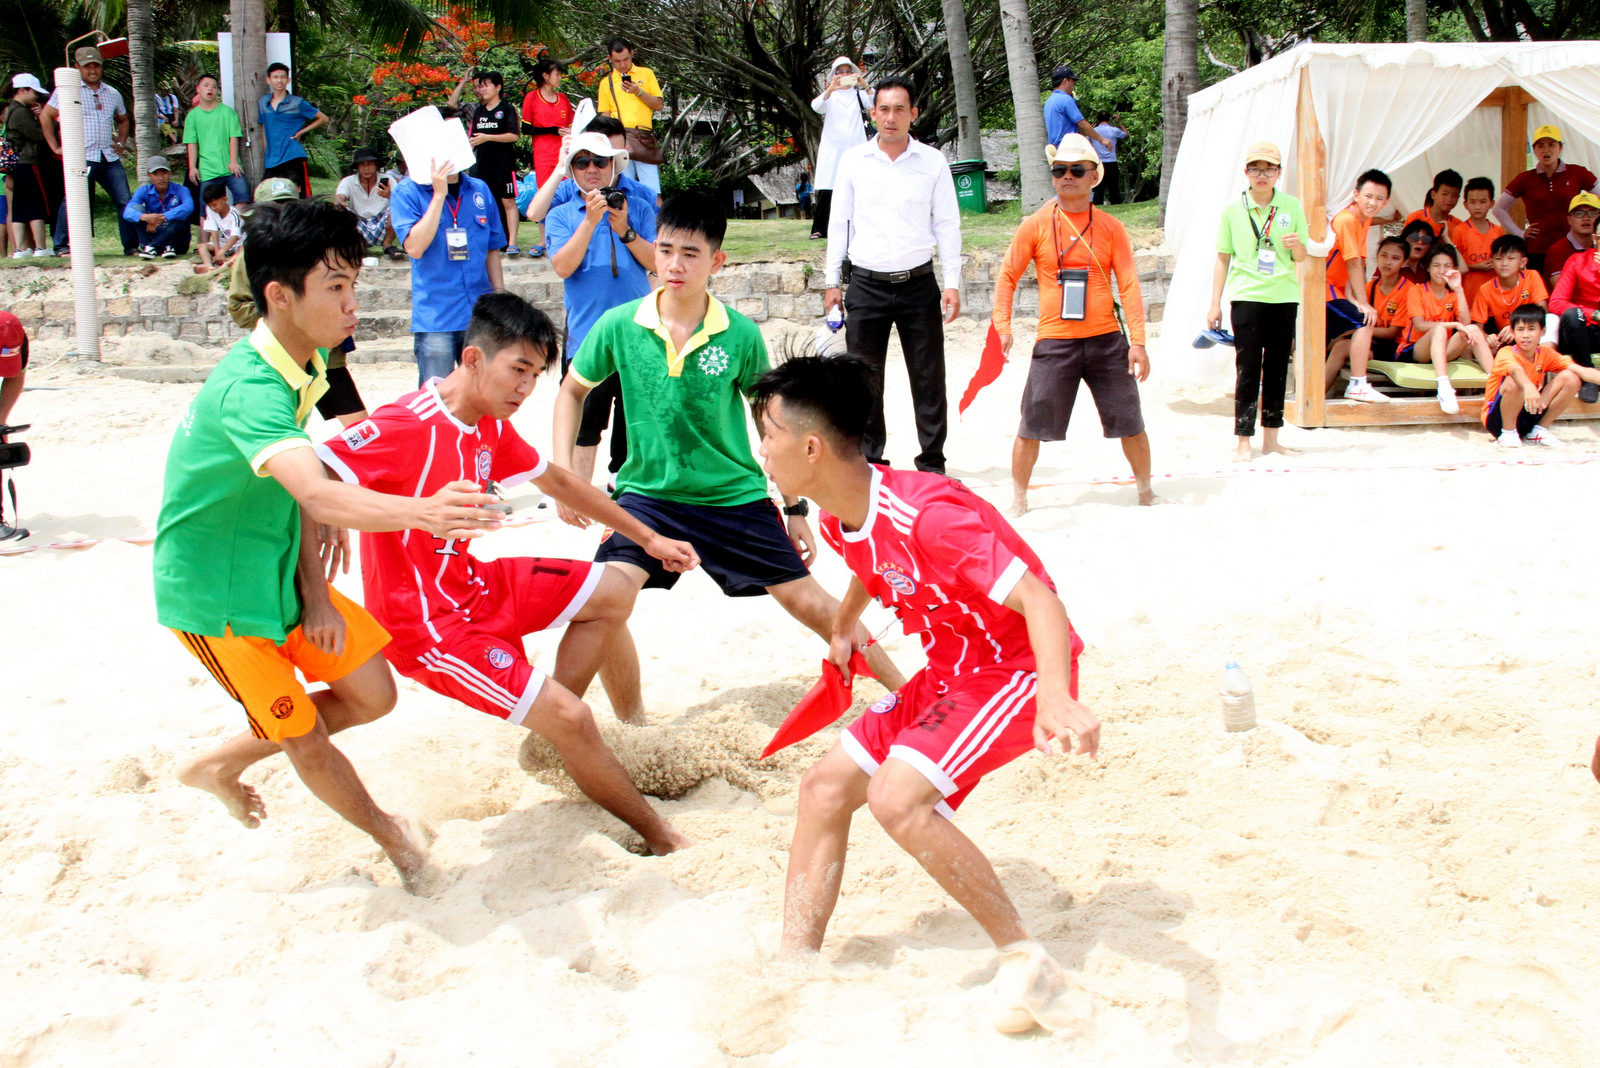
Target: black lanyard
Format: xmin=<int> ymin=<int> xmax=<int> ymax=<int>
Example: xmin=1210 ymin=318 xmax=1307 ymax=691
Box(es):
xmin=1243 ymin=194 xmax=1278 ymax=249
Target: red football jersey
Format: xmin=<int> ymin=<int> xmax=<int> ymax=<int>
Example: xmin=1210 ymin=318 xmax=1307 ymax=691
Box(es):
xmin=819 ymin=466 xmax=1060 ymax=676
xmin=315 ymin=385 xmax=547 ymax=652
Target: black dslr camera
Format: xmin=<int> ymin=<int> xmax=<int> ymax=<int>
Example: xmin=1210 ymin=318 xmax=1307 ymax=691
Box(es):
xmin=0 ymin=423 xmax=29 ymax=541
xmin=597 ymin=186 xmax=627 ymax=210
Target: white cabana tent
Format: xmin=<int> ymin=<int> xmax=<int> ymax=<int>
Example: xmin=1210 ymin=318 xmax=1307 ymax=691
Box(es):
xmin=1163 ymin=41 xmax=1600 ymax=427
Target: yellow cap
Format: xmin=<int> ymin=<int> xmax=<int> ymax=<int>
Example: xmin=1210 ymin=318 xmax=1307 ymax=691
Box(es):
xmin=1244 ymin=141 xmax=1281 ymax=167
xmin=1571 ymin=191 xmax=1600 ymax=213
xmin=1531 ymin=124 xmax=1563 ymax=146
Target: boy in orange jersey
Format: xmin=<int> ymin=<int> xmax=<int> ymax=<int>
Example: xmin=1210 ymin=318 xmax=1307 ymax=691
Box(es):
xmin=1326 ymin=235 xmax=1412 ymax=400
xmin=1482 ymin=303 xmax=1600 ymax=446
xmin=1403 ymin=169 xmax=1462 ymax=238
xmin=1450 ymin=177 xmax=1504 ymax=305
xmin=1469 ymin=235 xmax=1547 ymax=349
xmin=1325 ymin=169 xmax=1393 ymax=340
xmin=1401 ymin=244 xmax=1495 ymax=413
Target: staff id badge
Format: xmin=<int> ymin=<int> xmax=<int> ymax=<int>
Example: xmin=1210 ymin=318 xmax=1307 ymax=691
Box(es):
xmin=1058 ymin=268 xmax=1089 ymax=321
xmin=446 ymin=226 xmax=469 ymax=261
xmin=1256 ymin=248 xmax=1277 ymax=277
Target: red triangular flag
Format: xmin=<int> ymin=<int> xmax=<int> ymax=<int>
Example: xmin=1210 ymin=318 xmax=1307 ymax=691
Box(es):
xmin=958 ymin=321 xmax=1006 ymax=416
xmin=762 ymin=653 xmax=876 ymax=758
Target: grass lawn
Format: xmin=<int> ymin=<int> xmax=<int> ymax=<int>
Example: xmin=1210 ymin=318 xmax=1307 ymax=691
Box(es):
xmin=721 ymin=198 xmax=1163 ymax=263
xmin=1 ymin=195 xmax=146 ymax=269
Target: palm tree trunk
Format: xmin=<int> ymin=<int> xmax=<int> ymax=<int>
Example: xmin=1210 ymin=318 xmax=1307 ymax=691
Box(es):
xmin=1406 ymin=0 xmax=1428 ymax=41
xmin=232 ymin=0 xmax=269 ymax=182
xmin=1160 ymin=0 xmax=1198 ymax=221
xmin=127 ymin=0 xmax=159 ymax=180
xmin=997 ymin=0 xmax=1051 ymax=209
xmin=940 ymin=0 xmax=983 ymax=163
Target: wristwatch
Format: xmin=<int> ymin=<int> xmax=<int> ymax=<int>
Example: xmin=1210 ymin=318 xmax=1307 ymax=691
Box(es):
xmin=620 ymin=226 xmax=638 ymax=244
xmin=783 ymin=499 xmax=810 ymax=517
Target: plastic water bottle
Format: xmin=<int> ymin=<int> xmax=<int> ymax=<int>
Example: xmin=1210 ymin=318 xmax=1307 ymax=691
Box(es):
xmin=825 ymin=306 xmax=844 ymax=332
xmin=1221 ymin=660 xmax=1256 ymax=732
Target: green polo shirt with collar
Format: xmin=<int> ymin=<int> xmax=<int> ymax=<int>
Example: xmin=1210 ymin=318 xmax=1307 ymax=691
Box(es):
xmin=1215 ymin=188 xmax=1312 ymax=304
xmin=153 ymin=323 xmax=330 ymax=642
xmin=570 ymin=289 xmax=770 ymax=507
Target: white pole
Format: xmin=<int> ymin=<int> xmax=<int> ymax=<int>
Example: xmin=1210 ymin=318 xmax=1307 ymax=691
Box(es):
xmin=53 ymin=66 xmax=100 ymax=363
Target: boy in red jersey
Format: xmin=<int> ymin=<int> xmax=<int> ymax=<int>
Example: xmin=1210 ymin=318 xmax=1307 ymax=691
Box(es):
xmin=754 ymin=354 xmax=1100 ymax=1034
xmin=317 ymin=293 xmax=699 ymax=855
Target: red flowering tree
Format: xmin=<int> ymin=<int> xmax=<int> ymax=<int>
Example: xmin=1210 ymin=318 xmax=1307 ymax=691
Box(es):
xmin=356 ymin=5 xmax=557 ymax=121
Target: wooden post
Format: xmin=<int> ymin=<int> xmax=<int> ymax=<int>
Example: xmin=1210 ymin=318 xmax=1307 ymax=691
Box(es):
xmin=1293 ymin=66 xmax=1327 ymax=428
xmin=1500 ymin=87 xmax=1529 ymax=227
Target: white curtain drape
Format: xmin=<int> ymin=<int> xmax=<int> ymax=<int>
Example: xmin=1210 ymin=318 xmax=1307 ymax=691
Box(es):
xmin=1162 ymin=42 xmax=1600 ymax=388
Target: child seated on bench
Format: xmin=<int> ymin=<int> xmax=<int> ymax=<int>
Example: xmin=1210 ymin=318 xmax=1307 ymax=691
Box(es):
xmin=1449 ymin=177 xmax=1503 ymax=305
xmin=1469 ymin=235 xmax=1547 ymax=351
xmin=1404 ymin=169 xmax=1462 ymax=238
xmin=1482 ymin=303 xmax=1599 ymax=447
xmin=1327 ymin=236 xmax=1412 ymax=403
xmin=1401 ymin=244 xmax=1495 ymax=413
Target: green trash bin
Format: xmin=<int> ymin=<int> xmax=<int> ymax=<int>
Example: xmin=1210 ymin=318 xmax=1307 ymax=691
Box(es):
xmin=951 ymin=159 xmax=987 ymax=214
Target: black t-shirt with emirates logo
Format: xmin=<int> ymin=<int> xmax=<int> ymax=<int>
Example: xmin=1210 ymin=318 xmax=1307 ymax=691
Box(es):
xmin=469 ymin=99 xmax=517 ymax=174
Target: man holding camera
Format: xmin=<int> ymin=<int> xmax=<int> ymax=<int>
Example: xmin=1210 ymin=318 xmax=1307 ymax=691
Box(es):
xmin=547 ymin=132 xmax=657 ymax=487
xmin=991 ymin=134 xmax=1163 ymax=516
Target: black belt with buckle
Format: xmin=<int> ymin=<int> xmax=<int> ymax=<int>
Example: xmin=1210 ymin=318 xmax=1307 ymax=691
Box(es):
xmin=849 ymin=261 xmax=935 ymax=285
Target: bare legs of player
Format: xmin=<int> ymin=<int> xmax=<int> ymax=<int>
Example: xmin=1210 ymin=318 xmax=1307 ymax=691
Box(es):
xmin=550 ymin=564 xmax=645 ymax=724
xmin=176 ymin=655 xmax=434 ymax=891
xmin=1012 ymin=432 xmax=1168 ymax=517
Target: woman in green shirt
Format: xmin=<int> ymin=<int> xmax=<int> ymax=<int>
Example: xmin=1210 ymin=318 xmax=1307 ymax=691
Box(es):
xmin=1207 ymin=141 xmax=1310 ymax=462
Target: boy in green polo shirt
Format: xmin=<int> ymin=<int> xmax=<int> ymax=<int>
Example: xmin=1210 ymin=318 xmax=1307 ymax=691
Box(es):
xmin=553 ymin=194 xmax=904 ymax=703
xmin=158 ymin=198 xmax=503 ymax=892
xmin=182 ymin=73 xmax=249 ymax=206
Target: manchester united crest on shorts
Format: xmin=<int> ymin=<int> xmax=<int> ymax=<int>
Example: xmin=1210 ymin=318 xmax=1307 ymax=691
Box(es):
xmin=477 ymin=446 xmax=492 ymax=480
xmin=697 ymin=345 xmax=731 ymax=376
xmin=487 ymin=648 xmax=515 ymax=670
xmin=878 ymin=563 xmax=916 ymax=596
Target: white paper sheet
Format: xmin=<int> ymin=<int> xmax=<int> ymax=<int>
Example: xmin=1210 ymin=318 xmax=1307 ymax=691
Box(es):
xmin=388 ymin=106 xmax=476 ymax=180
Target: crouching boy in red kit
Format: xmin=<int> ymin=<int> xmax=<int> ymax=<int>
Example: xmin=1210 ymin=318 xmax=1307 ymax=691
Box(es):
xmin=753 ymin=354 xmax=1101 ymax=1035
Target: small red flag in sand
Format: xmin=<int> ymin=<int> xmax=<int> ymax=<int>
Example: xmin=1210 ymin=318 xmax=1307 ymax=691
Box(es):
xmin=958 ymin=321 xmax=1006 ymax=416
xmin=762 ymin=652 xmax=876 ymax=757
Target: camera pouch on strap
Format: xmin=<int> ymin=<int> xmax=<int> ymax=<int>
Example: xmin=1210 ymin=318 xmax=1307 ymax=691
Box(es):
xmin=1058 ymin=268 xmax=1089 ymax=321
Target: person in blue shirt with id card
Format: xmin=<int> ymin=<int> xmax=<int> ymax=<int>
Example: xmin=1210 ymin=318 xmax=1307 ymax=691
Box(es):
xmin=392 ymin=159 xmax=507 ymax=385
xmin=1206 ymin=141 xmax=1310 ymax=462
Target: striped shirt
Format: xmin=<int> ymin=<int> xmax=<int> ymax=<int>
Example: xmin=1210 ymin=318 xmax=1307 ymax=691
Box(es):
xmin=47 ymin=83 xmax=126 ymax=162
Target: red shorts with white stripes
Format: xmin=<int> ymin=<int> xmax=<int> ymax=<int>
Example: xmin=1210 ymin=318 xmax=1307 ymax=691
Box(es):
xmin=842 ymin=650 xmax=1080 ymax=817
xmin=388 ymin=557 xmax=603 ymax=725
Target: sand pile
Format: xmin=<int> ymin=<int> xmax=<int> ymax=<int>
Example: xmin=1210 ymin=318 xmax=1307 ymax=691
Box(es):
xmin=4 ymin=338 xmax=1600 ymax=1065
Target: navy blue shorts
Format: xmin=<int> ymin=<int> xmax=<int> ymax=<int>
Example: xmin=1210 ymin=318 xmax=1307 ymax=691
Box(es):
xmin=596 ymin=492 xmax=810 ymax=597
xmin=1484 ymin=394 xmax=1539 ymax=438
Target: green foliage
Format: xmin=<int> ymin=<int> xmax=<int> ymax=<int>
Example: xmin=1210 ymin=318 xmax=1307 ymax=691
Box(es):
xmin=660 ymin=161 xmax=716 ymax=198
xmin=1074 ymin=37 xmax=1165 ymax=197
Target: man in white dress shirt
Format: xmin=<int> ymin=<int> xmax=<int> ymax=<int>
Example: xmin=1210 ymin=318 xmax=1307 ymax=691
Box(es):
xmin=824 ymin=76 xmax=961 ymax=474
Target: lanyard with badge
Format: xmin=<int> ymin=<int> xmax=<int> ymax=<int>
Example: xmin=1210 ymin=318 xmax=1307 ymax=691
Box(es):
xmin=1244 ymin=193 xmax=1279 ymax=276
xmin=444 ymin=189 xmax=469 ymax=261
xmin=1051 ymin=203 xmax=1093 ymax=321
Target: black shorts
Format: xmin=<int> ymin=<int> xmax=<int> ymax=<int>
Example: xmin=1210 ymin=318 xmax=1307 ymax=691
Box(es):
xmin=1019 ymin=332 xmax=1144 ymax=440
xmin=315 ymin=363 xmax=366 ymax=421
xmin=475 ymin=168 xmax=517 ymax=201
xmin=1484 ymin=394 xmax=1539 ymax=438
xmin=262 ymin=159 xmax=312 ymax=197
xmin=596 ymin=492 xmax=810 ymax=597
xmin=1370 ymin=336 xmax=1399 ymax=361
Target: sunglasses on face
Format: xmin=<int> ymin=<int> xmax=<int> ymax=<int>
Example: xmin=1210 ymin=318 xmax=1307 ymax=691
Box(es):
xmin=570 ymin=155 xmax=608 ymax=170
xmin=1051 ymin=163 xmax=1091 ymax=179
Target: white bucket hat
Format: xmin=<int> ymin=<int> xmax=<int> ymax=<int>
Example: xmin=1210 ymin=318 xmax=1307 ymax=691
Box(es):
xmin=1046 ymin=134 xmax=1103 ymax=187
xmin=563 ymin=131 xmax=629 ymax=175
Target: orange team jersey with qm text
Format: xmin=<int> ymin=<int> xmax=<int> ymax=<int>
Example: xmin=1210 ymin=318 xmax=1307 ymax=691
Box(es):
xmin=1469 ymin=269 xmax=1548 ymax=330
xmin=1366 ymin=276 xmax=1416 ymax=333
xmin=1401 ymin=283 xmax=1464 ymax=348
xmin=1482 ymin=344 xmax=1573 ymax=424
xmin=1325 ymin=208 xmax=1371 ymax=300
xmin=1449 ymin=217 xmax=1505 ymax=303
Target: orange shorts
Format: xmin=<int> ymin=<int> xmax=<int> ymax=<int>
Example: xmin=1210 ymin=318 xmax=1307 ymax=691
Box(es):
xmin=172 ymin=587 xmax=390 ymax=742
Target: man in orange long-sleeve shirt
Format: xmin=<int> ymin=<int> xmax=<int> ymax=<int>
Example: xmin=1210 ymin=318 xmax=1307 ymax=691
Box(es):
xmin=992 ymin=134 xmax=1163 ymax=516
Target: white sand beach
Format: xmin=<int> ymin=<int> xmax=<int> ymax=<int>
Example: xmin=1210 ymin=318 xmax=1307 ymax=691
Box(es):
xmin=3 ymin=320 xmax=1599 ymax=1066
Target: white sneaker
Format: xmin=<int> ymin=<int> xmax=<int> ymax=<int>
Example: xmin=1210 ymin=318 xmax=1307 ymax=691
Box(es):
xmin=31 ymin=247 xmax=51 ymax=258
xmin=1437 ymin=378 xmax=1459 ymax=415
xmin=1497 ymin=429 xmax=1521 ymax=448
xmin=9 ymin=250 xmax=26 ymax=260
xmin=1523 ymin=425 xmax=1558 ymax=446
xmin=1344 ymin=379 xmax=1390 ymax=403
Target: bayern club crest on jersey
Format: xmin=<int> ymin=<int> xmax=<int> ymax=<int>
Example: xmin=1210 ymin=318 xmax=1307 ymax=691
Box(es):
xmin=476 ymin=446 xmax=492 ymax=480
xmin=869 ymin=693 xmax=898 ymax=714
xmin=878 ymin=563 xmax=916 ymax=596
xmin=487 ymin=648 xmax=515 ymax=670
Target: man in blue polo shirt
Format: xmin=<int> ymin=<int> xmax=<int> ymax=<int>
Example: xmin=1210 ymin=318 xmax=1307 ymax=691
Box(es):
xmin=1043 ymin=67 xmax=1113 ymax=155
xmin=391 ymin=158 xmax=506 ymax=384
xmin=122 ymin=155 xmax=194 ymax=258
xmin=257 ymin=62 xmax=327 ymax=196
xmin=547 ymin=131 xmax=657 ymax=486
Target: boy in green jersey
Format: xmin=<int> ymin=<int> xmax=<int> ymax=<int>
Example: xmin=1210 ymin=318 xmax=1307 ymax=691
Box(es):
xmin=156 ymin=199 xmax=502 ymax=891
xmin=553 ymin=195 xmax=905 ymax=717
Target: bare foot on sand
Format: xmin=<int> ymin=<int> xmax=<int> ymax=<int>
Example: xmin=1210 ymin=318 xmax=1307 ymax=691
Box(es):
xmin=1233 ymin=439 xmax=1253 ymax=463
xmin=1009 ymin=492 xmax=1029 ymax=518
xmin=613 ymin=706 xmax=646 ymax=726
xmin=1591 ymin=734 xmax=1599 ymax=784
xmin=1137 ymin=483 xmax=1175 ymax=506
xmin=385 ymin=810 xmax=438 ymax=895
xmin=1262 ymin=442 xmax=1301 ymax=458
xmin=992 ymin=942 xmax=1095 ymax=1035
xmin=176 ymin=756 xmax=268 ymax=827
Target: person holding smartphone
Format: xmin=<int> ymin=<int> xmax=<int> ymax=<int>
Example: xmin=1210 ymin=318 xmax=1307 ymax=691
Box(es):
xmin=991 ymin=134 xmax=1163 ymax=516
xmin=334 ymin=147 xmax=400 ymax=258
